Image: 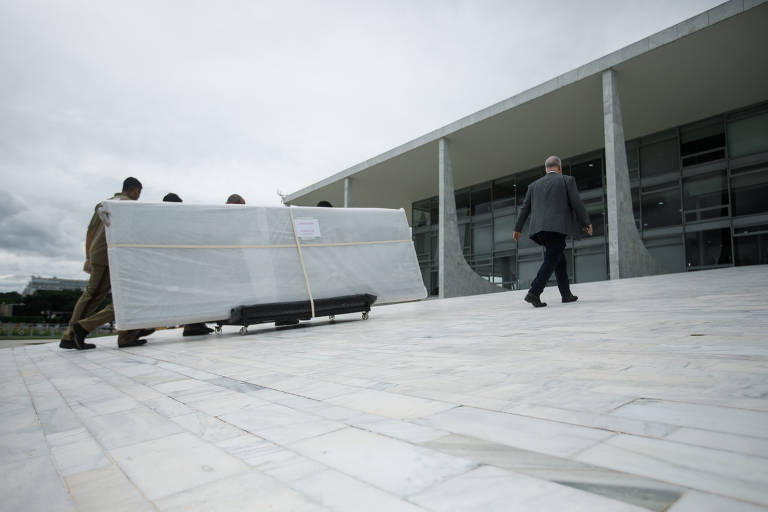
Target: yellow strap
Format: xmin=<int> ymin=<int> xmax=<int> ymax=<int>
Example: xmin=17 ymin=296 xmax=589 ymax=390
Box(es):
xmin=288 ymin=207 xmax=315 ymax=319
xmin=108 ymin=239 xmax=412 ymax=249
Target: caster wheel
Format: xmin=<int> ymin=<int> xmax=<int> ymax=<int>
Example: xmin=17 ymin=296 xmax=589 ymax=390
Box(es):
xmin=239 ymin=326 xmax=248 ymax=336
xmin=362 ymin=311 xmax=369 ymax=320
xmin=329 ymin=315 xmax=335 ymax=322
xmin=214 ymin=326 xmax=222 ymax=335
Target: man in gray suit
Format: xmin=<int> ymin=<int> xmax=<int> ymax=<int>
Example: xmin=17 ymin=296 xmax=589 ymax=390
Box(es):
xmin=513 ymin=156 xmax=593 ymax=307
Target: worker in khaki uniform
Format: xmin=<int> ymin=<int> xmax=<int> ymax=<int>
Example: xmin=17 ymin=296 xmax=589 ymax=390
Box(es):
xmin=60 ymin=177 xmax=154 ymax=350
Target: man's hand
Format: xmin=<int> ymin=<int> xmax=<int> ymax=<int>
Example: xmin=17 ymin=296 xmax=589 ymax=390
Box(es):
xmin=586 ymin=224 xmax=593 ymax=236
xmin=513 ymin=231 xmax=521 ymax=242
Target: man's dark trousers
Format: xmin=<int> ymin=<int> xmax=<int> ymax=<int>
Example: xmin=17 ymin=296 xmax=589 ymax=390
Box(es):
xmin=529 ymin=231 xmax=571 ymax=298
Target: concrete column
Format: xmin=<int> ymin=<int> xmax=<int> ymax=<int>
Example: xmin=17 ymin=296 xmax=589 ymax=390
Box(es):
xmin=602 ymin=69 xmax=662 ymax=279
xmin=344 ymin=178 xmax=352 ymax=208
xmin=438 ymin=138 xmax=504 ymax=298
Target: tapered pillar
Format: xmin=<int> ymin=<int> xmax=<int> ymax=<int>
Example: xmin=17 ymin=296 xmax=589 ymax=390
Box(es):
xmin=438 ymin=138 xmax=504 ymax=298
xmin=344 ymin=178 xmax=352 ymax=208
xmin=603 ymin=69 xmax=662 ymax=279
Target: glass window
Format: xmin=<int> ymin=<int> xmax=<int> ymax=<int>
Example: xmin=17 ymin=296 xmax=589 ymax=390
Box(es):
xmin=641 ymin=186 xmax=681 ymax=229
xmin=734 ymin=225 xmax=768 ymax=266
xmin=458 ymin=223 xmax=470 ymax=257
xmin=731 ymin=166 xmax=768 ymax=216
xmin=685 ymin=228 xmax=732 ymax=269
xmin=644 ymin=235 xmax=684 ymax=274
xmin=680 ymin=120 xmax=726 ymax=167
xmin=627 ymin=145 xmax=640 ymax=180
xmin=413 ymin=232 xmax=430 ymax=260
xmin=516 ymin=168 xmax=543 ymax=205
xmin=632 ymin=187 xmax=641 ymax=231
xmin=455 ymin=190 xmax=470 ymax=218
xmin=493 ymin=214 xmax=516 ymax=252
xmin=518 ymin=255 xmax=541 ymax=290
xmin=471 ymin=260 xmax=492 ymax=281
xmin=471 ymin=185 xmax=492 ymax=216
xmin=492 ymin=253 xmax=517 ymax=289
xmin=683 ymin=170 xmax=729 ymax=222
xmin=430 ymin=197 xmax=439 ymax=225
xmin=412 ymin=199 xmax=431 ymax=227
xmin=472 ymin=222 xmax=492 ymax=258
xmin=570 ymin=159 xmax=603 ymax=191
xmin=492 ymin=177 xmax=516 ymax=211
xmin=583 ymin=198 xmax=605 ymax=237
xmin=574 ymin=247 xmax=607 ymax=283
xmin=640 ymin=139 xmax=679 ymax=178
xmin=728 ymin=111 xmax=768 ymax=158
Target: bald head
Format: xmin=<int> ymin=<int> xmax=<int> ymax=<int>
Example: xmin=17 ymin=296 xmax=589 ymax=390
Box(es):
xmin=545 ymin=156 xmax=562 ymax=173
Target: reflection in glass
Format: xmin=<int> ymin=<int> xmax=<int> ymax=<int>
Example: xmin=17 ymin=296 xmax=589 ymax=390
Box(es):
xmin=570 ymin=159 xmax=603 ymax=191
xmin=456 ymin=190 xmax=470 ymax=218
xmin=492 ymin=253 xmax=517 ymax=289
xmin=492 ymin=178 xmax=516 ymax=211
xmin=727 ymin=111 xmax=768 ymax=158
xmin=575 ymin=247 xmax=607 ymax=283
xmin=472 ymin=223 xmax=492 ymax=257
xmin=734 ymin=226 xmax=768 ymax=266
xmin=680 ymin=120 xmax=725 ymax=167
xmin=471 ymin=185 xmax=492 ymax=216
xmin=731 ymin=168 xmax=768 ymax=216
xmin=640 ymin=139 xmax=679 ymax=178
xmin=641 ymin=186 xmax=681 ymax=228
xmin=682 ymin=170 xmax=728 ymax=222
xmin=412 ymin=200 xmax=431 ymax=227
xmin=685 ymin=228 xmax=732 ymax=268
xmin=493 ymin=215 xmax=516 ymax=252
xmin=644 ymin=235 xmax=684 ymax=273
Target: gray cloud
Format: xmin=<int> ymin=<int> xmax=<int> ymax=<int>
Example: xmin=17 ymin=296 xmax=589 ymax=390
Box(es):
xmin=0 ymin=0 xmax=723 ymax=292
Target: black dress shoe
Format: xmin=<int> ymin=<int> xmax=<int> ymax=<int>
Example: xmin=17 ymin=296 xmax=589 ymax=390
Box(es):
xmin=183 ymin=323 xmax=213 ymax=336
xmin=562 ymin=294 xmax=579 ymax=303
xmin=72 ymin=323 xmax=96 ymax=350
xmin=59 ymin=338 xmax=75 ymax=349
xmin=524 ymin=293 xmax=547 ymax=308
xmin=118 ymin=338 xmax=147 ymax=348
xmin=136 ymin=328 xmax=156 ymax=338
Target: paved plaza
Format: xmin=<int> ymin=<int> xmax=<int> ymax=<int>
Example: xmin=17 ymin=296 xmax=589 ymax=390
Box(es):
xmin=2 ymin=265 xmax=767 ymax=511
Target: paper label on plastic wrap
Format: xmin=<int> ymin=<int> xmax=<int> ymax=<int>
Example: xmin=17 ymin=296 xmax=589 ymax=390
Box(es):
xmin=294 ymin=218 xmax=321 ymax=238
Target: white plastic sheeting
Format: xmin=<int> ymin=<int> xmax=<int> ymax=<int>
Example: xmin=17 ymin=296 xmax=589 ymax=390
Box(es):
xmin=103 ymin=201 xmax=427 ymax=330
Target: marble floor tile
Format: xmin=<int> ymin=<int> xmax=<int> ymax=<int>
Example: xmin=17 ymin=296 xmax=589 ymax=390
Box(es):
xmin=503 ymin=403 xmax=677 ymax=438
xmin=45 ymin=427 xmax=90 ymax=448
xmin=577 ymin=434 xmax=768 ymax=506
xmin=184 ymin=391 xmax=269 ymax=416
xmin=417 ymin=406 xmax=613 ymax=458
xmin=611 ymin=399 xmax=768 ymax=438
xmin=50 ymin=434 xmax=110 ymax=476
xmin=0 ymin=425 xmax=49 ymax=465
xmin=667 ymin=491 xmax=768 ymax=511
xmin=142 ymin=395 xmax=195 ymax=418
xmin=293 ymin=469 xmax=427 ymax=512
xmin=0 ymin=455 xmax=74 ymax=512
xmin=327 ymin=388 xmax=455 ymax=419
xmin=154 ymin=469 xmax=324 ymax=512
xmin=410 ymin=465 xmax=648 ymax=512
xmin=424 ymin=434 xmax=684 ymax=512
xmin=289 ymin=427 xmax=476 ymax=496
xmin=216 ymin=434 xmax=287 ymax=466
xmin=220 ymin=403 xmax=344 ymax=444
xmin=37 ymin=406 xmax=82 ymax=435
xmin=172 ymin=411 xmax=244 ymax=442
xmin=257 ymin=451 xmax=328 ymax=483
xmin=109 ymin=432 xmax=249 ymax=500
xmin=665 ymin=427 xmax=768 ymax=458
xmin=351 ymin=417 xmax=449 ymax=443
xmin=65 ymin=463 xmax=154 ymax=512
xmin=82 ymin=406 xmax=184 ymax=450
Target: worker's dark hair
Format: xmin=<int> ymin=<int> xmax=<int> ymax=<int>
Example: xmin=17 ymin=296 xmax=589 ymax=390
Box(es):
xmin=163 ymin=193 xmax=182 ymax=203
xmin=226 ymin=194 xmax=245 ymax=205
xmin=316 ymin=200 xmax=333 ymax=208
xmin=122 ymin=177 xmax=143 ymax=192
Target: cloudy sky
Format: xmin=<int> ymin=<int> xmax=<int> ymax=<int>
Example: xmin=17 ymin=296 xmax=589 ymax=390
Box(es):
xmin=0 ymin=0 xmax=722 ymax=292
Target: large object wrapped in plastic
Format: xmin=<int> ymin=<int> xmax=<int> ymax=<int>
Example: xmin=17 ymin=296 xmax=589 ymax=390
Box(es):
xmin=103 ymin=202 xmax=427 ymax=330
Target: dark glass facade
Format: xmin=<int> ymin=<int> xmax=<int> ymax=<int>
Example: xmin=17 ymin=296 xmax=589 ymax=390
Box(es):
xmin=413 ymin=102 xmax=768 ymax=295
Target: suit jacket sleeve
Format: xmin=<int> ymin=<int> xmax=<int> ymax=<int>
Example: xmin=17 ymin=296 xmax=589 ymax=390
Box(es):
xmin=567 ymin=177 xmax=591 ymax=227
xmin=514 ymin=186 xmax=532 ymax=232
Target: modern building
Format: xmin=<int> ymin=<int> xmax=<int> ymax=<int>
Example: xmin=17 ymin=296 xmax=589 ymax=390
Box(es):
xmin=286 ymin=0 xmax=768 ymax=297
xmin=23 ymin=276 xmax=88 ymax=296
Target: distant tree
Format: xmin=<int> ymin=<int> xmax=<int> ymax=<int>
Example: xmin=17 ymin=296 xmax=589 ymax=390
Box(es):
xmin=0 ymin=292 xmax=22 ymax=304
xmin=15 ymin=290 xmax=84 ymax=322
